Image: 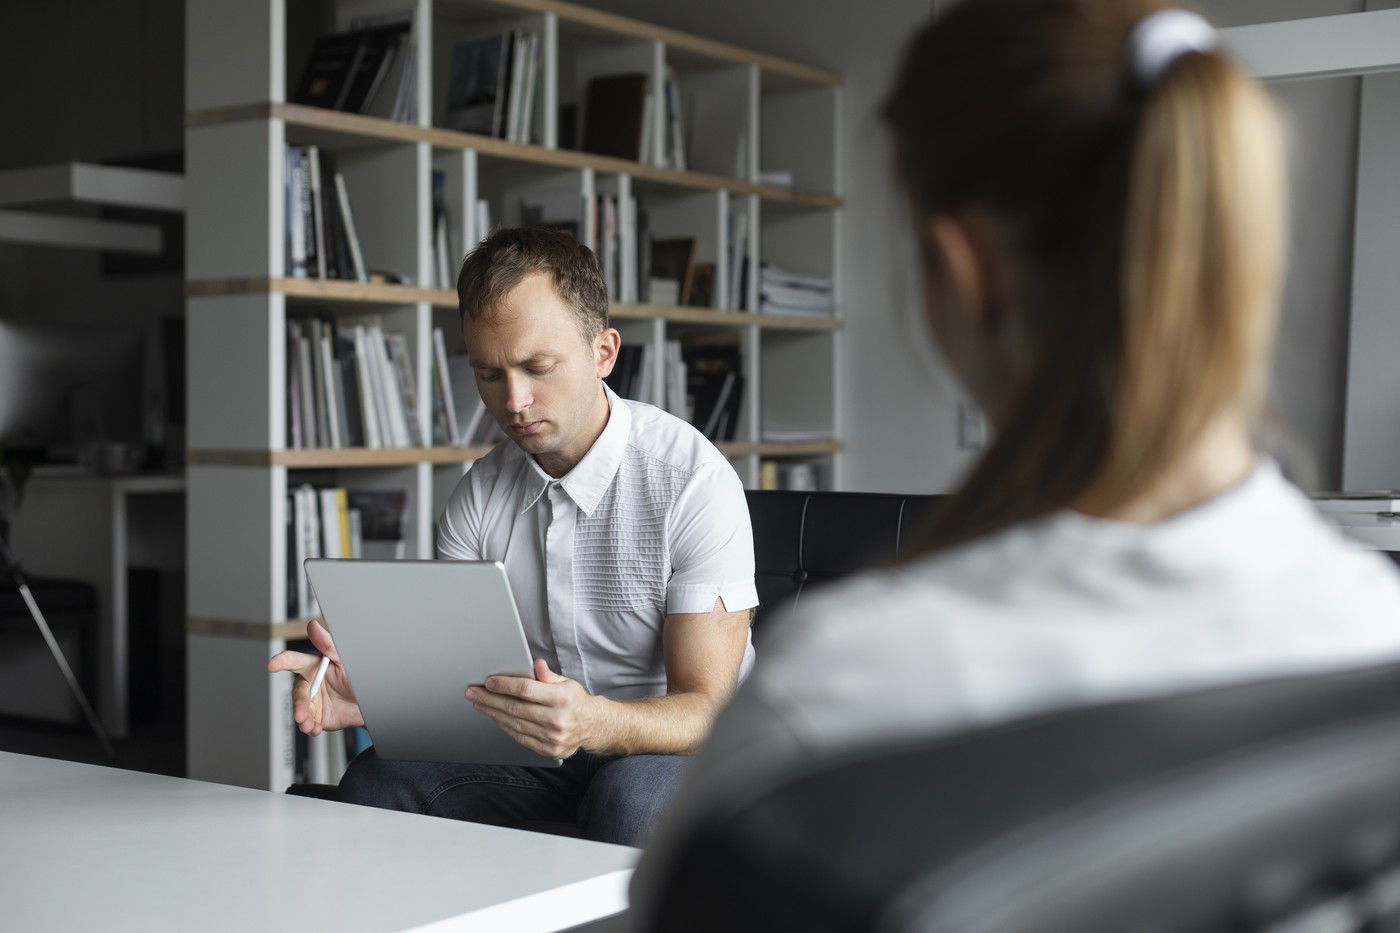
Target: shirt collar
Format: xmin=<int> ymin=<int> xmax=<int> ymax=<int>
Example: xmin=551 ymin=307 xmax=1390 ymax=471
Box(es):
xmin=518 ymin=382 xmax=632 ymax=517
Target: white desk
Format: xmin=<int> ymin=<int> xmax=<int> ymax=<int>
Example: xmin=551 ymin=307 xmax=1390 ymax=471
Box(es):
xmin=9 ymin=470 xmax=185 ymax=737
xmin=0 ymin=752 xmax=637 ymax=931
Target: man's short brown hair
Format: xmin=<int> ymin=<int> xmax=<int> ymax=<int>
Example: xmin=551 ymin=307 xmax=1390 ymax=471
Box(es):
xmin=456 ymin=226 xmax=609 ymax=340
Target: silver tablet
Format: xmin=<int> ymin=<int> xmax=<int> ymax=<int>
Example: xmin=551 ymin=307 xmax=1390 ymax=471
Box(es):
xmin=303 ymin=559 xmax=562 ymax=768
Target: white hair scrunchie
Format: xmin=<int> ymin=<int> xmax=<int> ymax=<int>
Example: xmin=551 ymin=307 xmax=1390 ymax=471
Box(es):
xmin=1129 ymin=9 xmax=1218 ymax=86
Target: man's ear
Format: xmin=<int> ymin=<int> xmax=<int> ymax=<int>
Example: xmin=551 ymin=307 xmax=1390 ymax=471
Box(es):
xmin=926 ymin=213 xmax=1003 ymax=332
xmin=595 ymin=327 xmax=621 ymax=378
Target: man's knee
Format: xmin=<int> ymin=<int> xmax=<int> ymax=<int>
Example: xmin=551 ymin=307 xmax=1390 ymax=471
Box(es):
xmin=336 ymin=747 xmax=416 ymax=811
xmin=579 ymin=754 xmax=689 ymax=847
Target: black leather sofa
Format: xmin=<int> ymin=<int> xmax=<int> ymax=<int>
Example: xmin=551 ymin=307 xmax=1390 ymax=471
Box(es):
xmin=645 ymin=658 xmax=1400 ymax=932
xmin=745 ymin=489 xmax=941 ymax=628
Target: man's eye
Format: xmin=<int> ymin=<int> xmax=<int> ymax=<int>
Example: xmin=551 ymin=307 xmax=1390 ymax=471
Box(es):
xmin=477 ymin=371 xmax=501 ymax=383
xmin=528 ymin=367 xmax=554 ymax=376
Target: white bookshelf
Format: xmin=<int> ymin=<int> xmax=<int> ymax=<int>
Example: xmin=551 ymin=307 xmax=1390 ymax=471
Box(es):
xmin=185 ymin=0 xmax=843 ymax=789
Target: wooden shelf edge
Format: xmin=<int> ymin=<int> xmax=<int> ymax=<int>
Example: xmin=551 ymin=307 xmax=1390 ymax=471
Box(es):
xmin=470 ymin=0 xmax=841 ymax=87
xmin=184 ymin=103 xmax=843 ymax=209
xmin=187 ymin=447 xmax=491 ymax=468
xmin=186 ymin=279 xmax=842 ymax=331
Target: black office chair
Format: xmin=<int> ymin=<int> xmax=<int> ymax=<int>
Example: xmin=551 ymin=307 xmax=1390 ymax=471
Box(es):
xmin=644 ymin=659 xmax=1400 ymax=932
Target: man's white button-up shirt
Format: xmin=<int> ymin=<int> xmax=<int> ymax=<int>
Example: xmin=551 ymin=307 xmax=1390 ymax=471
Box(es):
xmin=437 ymin=383 xmax=759 ymax=700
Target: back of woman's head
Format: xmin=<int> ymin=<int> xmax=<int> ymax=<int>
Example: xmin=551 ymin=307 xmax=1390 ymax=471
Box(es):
xmin=886 ymin=0 xmax=1287 ymax=553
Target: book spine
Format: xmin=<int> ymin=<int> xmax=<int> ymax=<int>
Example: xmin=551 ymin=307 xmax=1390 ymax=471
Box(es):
xmin=319 ymin=332 xmax=343 ymax=449
xmin=295 ymin=325 xmax=318 ymax=448
xmin=285 ymin=149 xmax=307 ymax=278
xmin=286 ymin=322 xmax=303 ymax=448
xmin=376 ymin=328 xmax=411 ymax=447
xmin=319 ymin=488 xmax=340 ymax=558
xmin=386 ymin=333 xmax=421 ymax=447
xmin=433 ymin=327 xmax=460 ymax=445
xmin=351 ymin=326 xmax=383 ymax=449
xmin=308 ymin=321 xmax=330 ymax=447
xmin=336 ymin=488 xmax=352 ymax=558
xmin=367 ymin=326 xmax=403 ymax=447
xmin=293 ymin=486 xmax=310 ymax=617
xmin=334 ymin=173 xmax=367 ymax=283
xmin=307 ymin=145 xmax=326 ymax=279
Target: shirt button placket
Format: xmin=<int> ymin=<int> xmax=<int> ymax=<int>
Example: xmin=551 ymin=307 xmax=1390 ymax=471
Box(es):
xmin=546 ymin=483 xmax=583 ymax=685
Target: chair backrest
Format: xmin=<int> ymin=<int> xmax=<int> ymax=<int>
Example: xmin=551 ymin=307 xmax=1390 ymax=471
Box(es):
xmin=745 ymin=490 xmax=942 ymax=628
xmin=645 ymin=660 xmax=1400 ymax=933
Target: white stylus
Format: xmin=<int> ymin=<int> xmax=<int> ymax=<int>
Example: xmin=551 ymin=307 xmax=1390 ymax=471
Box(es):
xmin=308 ymin=655 xmax=331 ymax=700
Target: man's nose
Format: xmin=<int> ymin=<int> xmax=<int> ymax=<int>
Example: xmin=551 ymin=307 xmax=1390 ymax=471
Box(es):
xmin=504 ymin=373 xmax=532 ymax=414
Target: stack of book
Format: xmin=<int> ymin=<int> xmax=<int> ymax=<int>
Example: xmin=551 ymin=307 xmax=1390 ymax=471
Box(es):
xmin=445 ymin=31 xmax=542 ymax=143
xmin=285 ymin=318 xmax=422 ymax=450
xmin=285 ymin=485 xmax=409 ymax=618
xmin=759 ymin=263 xmax=834 ymax=317
xmin=292 ymin=13 xmax=418 ymax=123
xmin=285 ymin=145 xmax=367 ymax=282
xmin=428 ymin=326 xmax=503 ymax=447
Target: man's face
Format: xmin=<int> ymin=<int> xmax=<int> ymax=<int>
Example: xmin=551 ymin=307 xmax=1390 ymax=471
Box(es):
xmin=465 ymin=271 xmax=619 ymax=471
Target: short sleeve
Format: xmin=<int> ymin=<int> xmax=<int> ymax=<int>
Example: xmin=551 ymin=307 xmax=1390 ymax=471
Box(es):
xmin=665 ymin=460 xmax=759 ymax=614
xmin=435 ymin=467 xmax=483 ymax=560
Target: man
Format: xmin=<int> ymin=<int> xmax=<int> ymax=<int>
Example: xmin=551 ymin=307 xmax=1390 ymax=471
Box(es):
xmin=268 ymin=226 xmax=758 ymax=846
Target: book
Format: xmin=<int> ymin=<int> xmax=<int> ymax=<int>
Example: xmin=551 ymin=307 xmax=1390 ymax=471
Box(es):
xmin=292 ymin=32 xmax=367 ymax=111
xmin=285 ymin=149 xmax=308 ymax=278
xmin=665 ymin=72 xmax=686 ymax=171
xmin=333 ymin=173 xmax=367 ymax=283
xmin=364 ymin=30 xmax=413 ymax=120
xmin=445 ymin=34 xmax=510 ymax=135
xmin=318 ymin=329 xmax=343 ymax=449
xmin=582 ymin=73 xmax=649 ymax=160
xmin=385 ymin=332 xmax=421 ymax=447
xmin=432 ymin=327 xmax=460 ymax=447
xmin=319 ymin=488 xmax=343 ymax=558
xmin=294 ymin=323 xmax=317 ymax=448
xmin=306 ymin=146 xmax=328 ymax=280
xmin=516 ymin=33 xmax=540 ymax=144
xmin=342 ymin=25 xmax=405 ymax=113
xmin=650 ymin=238 xmax=698 ymax=306
xmin=287 ymin=323 xmax=303 ymax=448
xmin=351 ymin=326 xmax=382 ymax=448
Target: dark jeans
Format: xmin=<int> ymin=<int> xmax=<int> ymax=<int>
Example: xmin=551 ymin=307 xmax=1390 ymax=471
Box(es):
xmin=336 ymin=746 xmax=688 ymax=847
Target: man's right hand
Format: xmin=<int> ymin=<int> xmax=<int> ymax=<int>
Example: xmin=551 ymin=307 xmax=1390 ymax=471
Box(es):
xmin=267 ymin=618 xmax=364 ymax=735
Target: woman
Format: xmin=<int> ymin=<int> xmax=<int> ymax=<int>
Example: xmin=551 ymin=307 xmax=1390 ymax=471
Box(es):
xmin=630 ymin=0 xmax=1400 ymax=913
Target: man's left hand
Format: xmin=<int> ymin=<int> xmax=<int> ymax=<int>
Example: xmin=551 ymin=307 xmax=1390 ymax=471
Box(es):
xmin=467 ymin=659 xmax=604 ymax=759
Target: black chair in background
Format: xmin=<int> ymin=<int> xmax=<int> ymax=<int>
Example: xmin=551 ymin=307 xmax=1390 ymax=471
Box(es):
xmin=644 ymin=659 xmax=1400 ymax=933
xmin=744 ymin=490 xmax=941 ymax=629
